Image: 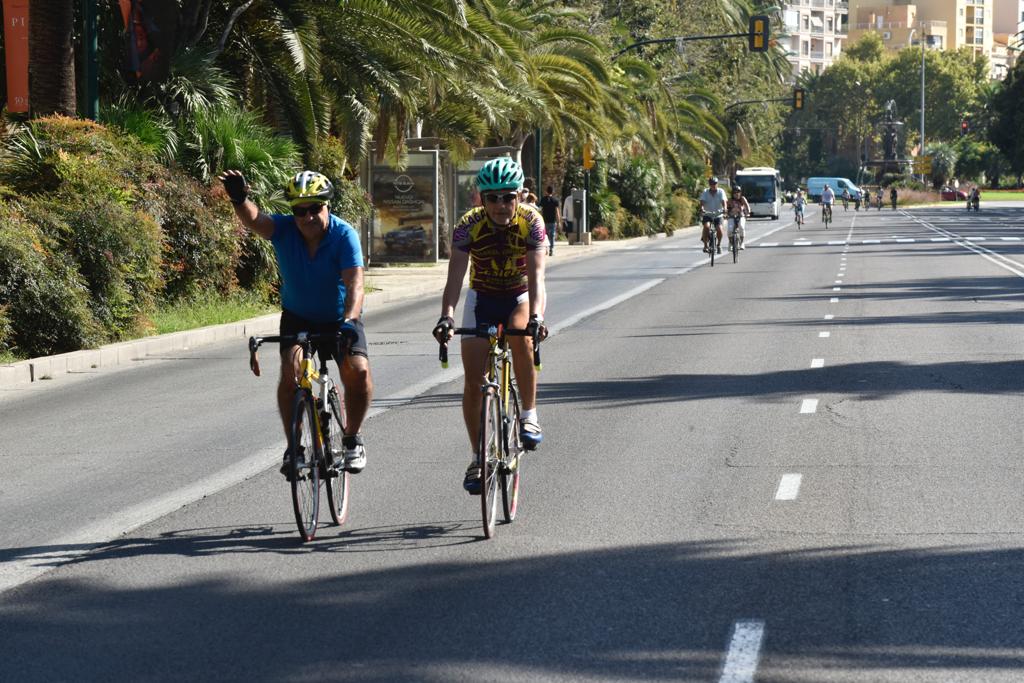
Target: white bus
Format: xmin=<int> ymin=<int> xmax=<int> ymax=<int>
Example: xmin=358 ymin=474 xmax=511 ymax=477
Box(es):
xmin=734 ymin=167 xmax=782 ymax=220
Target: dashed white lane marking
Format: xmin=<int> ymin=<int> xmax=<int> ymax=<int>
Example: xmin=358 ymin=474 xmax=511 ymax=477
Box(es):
xmin=800 ymin=398 xmax=819 ymax=414
xmin=930 ymin=237 xmax=951 ymax=242
xmin=775 ymin=474 xmax=803 ymax=500
xmin=896 ymin=238 xmax=915 ymax=243
xmin=760 ymin=242 xmax=779 ymax=247
xmin=794 ymin=241 xmax=812 ymax=246
xmin=719 ymin=620 xmax=766 ymax=683
xmin=972 ymin=237 xmax=987 ymax=241
xmin=832 ymin=287 xmax=841 ymax=291
xmin=835 ymin=280 xmax=843 ymax=284
xmin=824 ymin=314 xmax=834 ymax=320
xmin=863 ymin=239 xmax=881 ymax=244
xmin=830 ymin=297 xmax=839 ymax=303
xmin=819 ymin=331 xmax=831 ymax=338
xmin=1002 ymin=237 xmax=1022 ymax=241
xmin=828 ymin=240 xmax=846 ymax=245
xmin=811 ymin=358 xmax=825 ymax=369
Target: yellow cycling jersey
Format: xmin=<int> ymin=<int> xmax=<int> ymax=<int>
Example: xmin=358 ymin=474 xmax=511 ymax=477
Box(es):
xmin=451 ymin=205 xmax=546 ymax=296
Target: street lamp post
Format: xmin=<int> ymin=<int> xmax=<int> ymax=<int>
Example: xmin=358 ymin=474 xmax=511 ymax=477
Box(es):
xmin=920 ymin=22 xmax=926 ymax=184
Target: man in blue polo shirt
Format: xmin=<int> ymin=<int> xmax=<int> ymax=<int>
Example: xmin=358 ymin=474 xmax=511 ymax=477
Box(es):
xmin=219 ymin=169 xmax=373 ymax=475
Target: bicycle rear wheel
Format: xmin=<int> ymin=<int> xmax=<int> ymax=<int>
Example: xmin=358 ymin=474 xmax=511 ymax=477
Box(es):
xmin=501 ymin=381 xmax=523 ymax=523
xmin=708 ymin=228 xmax=716 ymax=267
xmin=478 ymin=386 xmax=502 ymax=538
xmin=323 ymin=387 xmax=351 ymax=526
xmin=731 ymin=225 xmax=739 ymax=263
xmin=290 ymin=391 xmax=321 ymax=541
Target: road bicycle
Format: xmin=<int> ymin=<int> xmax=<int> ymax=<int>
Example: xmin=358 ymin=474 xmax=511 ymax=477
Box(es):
xmin=440 ymin=324 xmax=541 ymax=539
xmin=702 ymin=214 xmax=722 ymax=266
xmin=728 ymin=213 xmax=744 ymax=263
xmin=822 ymin=203 xmax=832 ymax=228
xmin=842 ymin=196 xmax=849 ymax=211
xmin=794 ymin=205 xmax=805 ymax=228
xmin=249 ymin=332 xmax=351 ymax=541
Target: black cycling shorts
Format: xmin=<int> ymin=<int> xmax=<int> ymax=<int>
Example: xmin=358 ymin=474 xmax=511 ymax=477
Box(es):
xmin=461 ymin=290 xmax=528 ymax=330
xmin=279 ymin=309 xmax=369 ymax=361
xmin=702 ymin=214 xmax=723 ymax=227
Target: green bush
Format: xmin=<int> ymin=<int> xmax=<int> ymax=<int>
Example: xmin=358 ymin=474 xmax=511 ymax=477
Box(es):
xmin=664 ymin=190 xmax=695 ymax=234
xmin=28 ymin=194 xmax=162 ymax=340
xmin=621 ymin=212 xmax=649 ymax=238
xmin=0 ymin=203 xmax=103 ymax=357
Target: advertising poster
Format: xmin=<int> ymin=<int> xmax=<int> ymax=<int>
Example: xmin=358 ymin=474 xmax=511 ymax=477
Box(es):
xmin=2 ymin=0 xmax=29 ymax=113
xmin=371 ymin=152 xmax=439 ymax=263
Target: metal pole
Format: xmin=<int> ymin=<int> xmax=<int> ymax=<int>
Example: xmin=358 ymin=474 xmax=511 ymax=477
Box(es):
xmin=920 ymin=23 xmax=925 ymax=184
xmin=534 ymin=128 xmax=542 ymax=195
xmin=82 ymin=0 xmax=99 ymax=120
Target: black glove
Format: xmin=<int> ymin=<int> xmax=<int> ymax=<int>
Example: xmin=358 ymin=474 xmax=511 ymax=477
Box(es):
xmin=220 ymin=172 xmax=249 ymax=205
xmin=338 ymin=319 xmax=359 ymax=351
xmin=526 ymin=314 xmax=548 ymax=342
xmin=433 ymin=315 xmax=454 ymax=343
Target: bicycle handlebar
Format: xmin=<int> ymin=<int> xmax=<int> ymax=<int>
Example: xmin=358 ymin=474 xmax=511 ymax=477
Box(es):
xmin=438 ymin=325 xmax=542 ymax=371
xmin=247 ymin=331 xmax=347 ymax=377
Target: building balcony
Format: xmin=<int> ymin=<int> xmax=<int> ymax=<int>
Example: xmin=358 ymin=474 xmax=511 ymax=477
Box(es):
xmin=810 ymin=49 xmax=826 ymax=59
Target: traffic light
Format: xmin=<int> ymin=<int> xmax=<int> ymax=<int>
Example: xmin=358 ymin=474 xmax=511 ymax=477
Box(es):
xmin=960 ymin=119 xmax=969 ymax=137
xmin=793 ymin=88 xmax=805 ymax=110
xmin=749 ymin=15 xmax=770 ymax=52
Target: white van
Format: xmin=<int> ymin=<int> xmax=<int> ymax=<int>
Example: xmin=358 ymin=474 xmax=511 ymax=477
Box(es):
xmin=807 ymin=177 xmax=861 ymax=202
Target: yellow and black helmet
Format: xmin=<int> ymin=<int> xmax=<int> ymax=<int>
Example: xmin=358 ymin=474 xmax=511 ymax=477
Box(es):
xmin=285 ymin=171 xmax=334 ymax=207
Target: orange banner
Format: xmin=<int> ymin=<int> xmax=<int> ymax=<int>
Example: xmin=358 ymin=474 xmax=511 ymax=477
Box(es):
xmin=3 ymin=0 xmax=29 ymax=113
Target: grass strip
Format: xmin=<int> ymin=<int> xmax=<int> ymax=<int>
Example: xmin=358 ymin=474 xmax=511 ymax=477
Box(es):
xmin=149 ymin=295 xmax=277 ymax=336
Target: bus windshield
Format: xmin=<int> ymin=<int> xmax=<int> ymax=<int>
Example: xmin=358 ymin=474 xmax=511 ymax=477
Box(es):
xmin=737 ymin=175 xmax=776 ymax=203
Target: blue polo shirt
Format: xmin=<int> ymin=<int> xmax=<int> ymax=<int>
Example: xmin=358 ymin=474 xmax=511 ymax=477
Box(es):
xmin=269 ymin=213 xmax=363 ymax=323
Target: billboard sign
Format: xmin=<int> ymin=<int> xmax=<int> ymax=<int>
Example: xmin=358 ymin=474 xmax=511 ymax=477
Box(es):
xmin=371 ymin=151 xmax=439 ymax=263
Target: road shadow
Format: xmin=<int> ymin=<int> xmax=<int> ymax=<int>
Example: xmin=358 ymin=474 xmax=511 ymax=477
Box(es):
xmin=4 ymin=540 xmax=1024 ymax=680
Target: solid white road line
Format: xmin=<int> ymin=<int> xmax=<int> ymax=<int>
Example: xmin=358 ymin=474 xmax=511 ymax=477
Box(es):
xmin=719 ymin=620 xmax=766 ymax=683
xmin=775 ymin=474 xmax=803 ymax=500
xmin=905 ymin=214 xmax=1024 ymax=278
xmin=811 ymin=358 xmax=825 ymax=368
xmin=800 ymin=398 xmax=819 ymax=413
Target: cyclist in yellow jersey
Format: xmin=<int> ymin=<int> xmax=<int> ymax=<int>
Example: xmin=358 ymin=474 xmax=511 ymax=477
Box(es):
xmin=433 ymin=158 xmax=548 ymax=494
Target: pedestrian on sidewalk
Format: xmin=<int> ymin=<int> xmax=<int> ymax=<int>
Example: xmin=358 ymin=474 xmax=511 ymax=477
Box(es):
xmin=219 ymin=169 xmax=373 ymax=477
xmin=540 ymin=186 xmax=561 ymax=256
xmin=562 ymin=189 xmax=576 ymax=239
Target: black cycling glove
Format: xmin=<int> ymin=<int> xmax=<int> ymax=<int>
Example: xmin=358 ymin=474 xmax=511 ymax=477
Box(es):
xmin=526 ymin=314 xmax=548 ymax=342
xmin=220 ymin=173 xmax=249 ymax=205
xmin=433 ymin=316 xmax=455 ymax=343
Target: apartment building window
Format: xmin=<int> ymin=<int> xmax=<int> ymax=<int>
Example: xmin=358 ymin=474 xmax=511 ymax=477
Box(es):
xmin=802 ymin=40 xmax=810 ymax=55
xmin=826 ymin=42 xmax=834 ymax=55
xmin=827 ymin=17 xmax=834 ymax=32
xmin=803 ymin=15 xmax=809 ymax=30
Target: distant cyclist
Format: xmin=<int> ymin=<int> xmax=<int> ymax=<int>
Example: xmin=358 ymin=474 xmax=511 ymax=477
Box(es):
xmin=889 ymin=186 xmax=898 ymax=210
xmin=821 ymin=184 xmax=835 ymax=223
xmin=968 ymin=186 xmax=980 ymax=211
xmin=726 ymin=186 xmax=750 ymax=250
xmin=793 ymin=189 xmax=806 ymax=226
xmin=841 ymin=188 xmax=850 ymax=211
xmin=699 ymin=176 xmax=727 ymax=254
xmin=219 ymin=169 xmax=373 ymax=476
xmin=432 ymin=157 xmax=548 ymax=494
xmin=876 ymin=187 xmax=884 ymax=210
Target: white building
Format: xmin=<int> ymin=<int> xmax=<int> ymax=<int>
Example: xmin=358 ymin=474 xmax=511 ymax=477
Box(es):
xmin=783 ymin=0 xmax=850 ymax=79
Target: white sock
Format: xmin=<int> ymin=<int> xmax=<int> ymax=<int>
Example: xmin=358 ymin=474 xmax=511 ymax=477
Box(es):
xmin=521 ymin=408 xmax=538 ymax=423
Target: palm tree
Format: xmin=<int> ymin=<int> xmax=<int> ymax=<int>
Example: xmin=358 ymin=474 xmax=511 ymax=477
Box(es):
xmin=29 ymin=0 xmax=76 ymax=116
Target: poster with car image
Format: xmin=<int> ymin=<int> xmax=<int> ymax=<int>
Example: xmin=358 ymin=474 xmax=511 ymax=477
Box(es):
xmin=371 ymin=151 xmax=439 ymax=263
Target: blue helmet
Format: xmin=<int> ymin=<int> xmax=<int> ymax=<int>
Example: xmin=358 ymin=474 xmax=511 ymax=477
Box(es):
xmin=477 ymin=157 xmax=524 ymax=192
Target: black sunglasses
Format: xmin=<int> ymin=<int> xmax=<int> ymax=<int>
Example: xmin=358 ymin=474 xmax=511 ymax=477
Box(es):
xmin=292 ymin=204 xmax=325 ymax=217
xmin=485 ymin=193 xmax=518 ymax=204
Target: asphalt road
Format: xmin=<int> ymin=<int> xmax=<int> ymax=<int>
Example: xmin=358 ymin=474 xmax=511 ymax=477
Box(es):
xmin=2 ymin=202 xmax=1023 ymax=682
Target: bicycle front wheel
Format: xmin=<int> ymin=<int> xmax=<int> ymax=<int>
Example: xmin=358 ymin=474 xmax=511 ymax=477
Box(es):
xmin=323 ymin=387 xmax=351 ymax=526
xmin=501 ymin=381 xmax=523 ymax=523
xmin=708 ymin=228 xmax=716 ymax=267
xmin=731 ymin=227 xmax=739 ymax=263
xmin=290 ymin=390 xmax=321 ymax=542
xmin=478 ymin=386 xmax=502 ymax=538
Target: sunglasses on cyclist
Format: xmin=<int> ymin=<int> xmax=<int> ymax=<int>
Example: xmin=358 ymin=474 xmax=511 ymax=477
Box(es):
xmin=292 ymin=204 xmax=325 ymax=217
xmin=484 ymin=193 xmax=518 ymax=204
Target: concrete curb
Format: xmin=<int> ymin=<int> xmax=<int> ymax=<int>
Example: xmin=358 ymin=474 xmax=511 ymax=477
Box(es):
xmin=0 ymin=229 xmax=695 ymax=390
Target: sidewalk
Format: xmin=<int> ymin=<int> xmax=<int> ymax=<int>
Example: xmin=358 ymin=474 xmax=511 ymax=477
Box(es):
xmin=0 ymin=231 xmax=687 ymax=389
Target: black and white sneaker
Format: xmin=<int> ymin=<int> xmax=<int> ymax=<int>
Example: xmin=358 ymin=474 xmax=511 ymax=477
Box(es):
xmin=342 ymin=434 xmax=366 ymax=473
